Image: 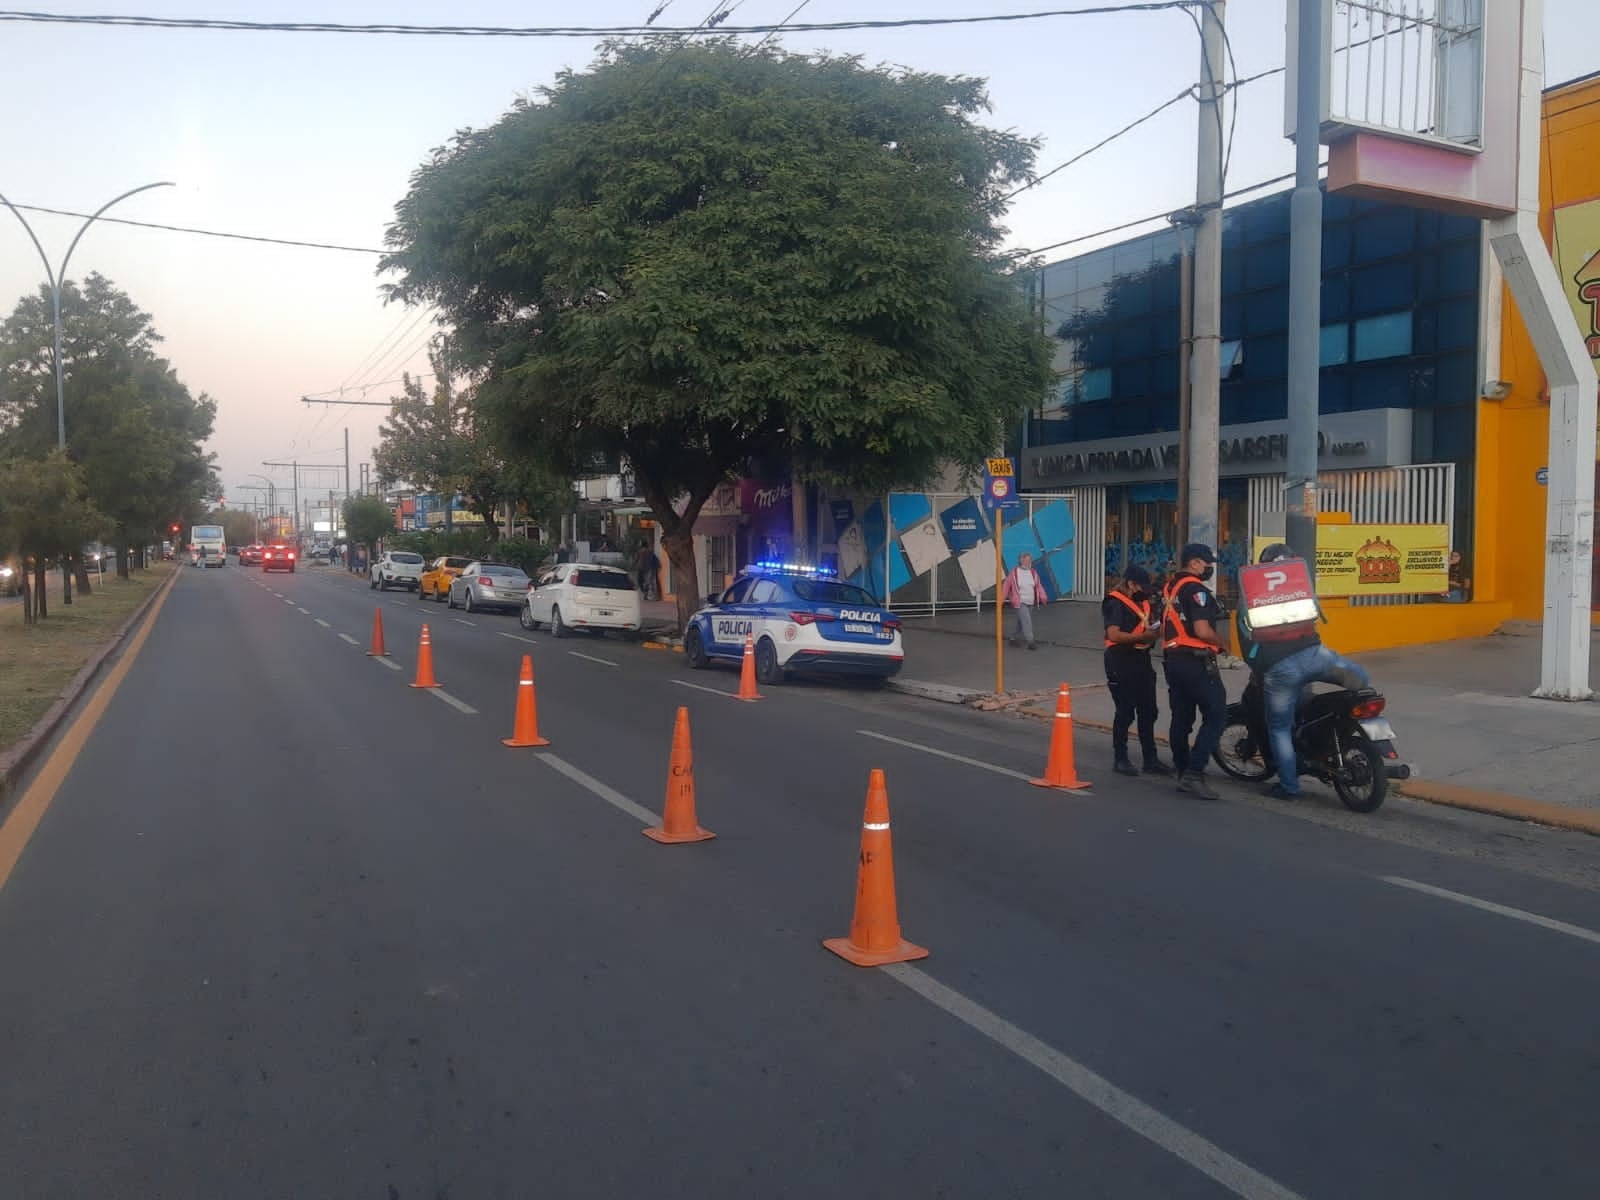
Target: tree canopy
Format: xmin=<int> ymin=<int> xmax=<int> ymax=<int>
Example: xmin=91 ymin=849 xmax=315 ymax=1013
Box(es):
xmin=342 ymin=494 xmax=396 ymax=554
xmin=381 ymin=40 xmax=1054 ymax=623
xmin=0 ymin=274 xmax=217 ymax=589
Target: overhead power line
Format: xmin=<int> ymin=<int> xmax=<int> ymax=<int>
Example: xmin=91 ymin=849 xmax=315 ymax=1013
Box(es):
xmin=0 ymin=6 xmax=1203 ymax=37
xmin=9 ymin=200 xmax=383 ymax=254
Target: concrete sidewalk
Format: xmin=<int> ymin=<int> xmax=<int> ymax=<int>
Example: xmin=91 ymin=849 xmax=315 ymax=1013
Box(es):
xmin=892 ymin=600 xmax=1600 ymax=830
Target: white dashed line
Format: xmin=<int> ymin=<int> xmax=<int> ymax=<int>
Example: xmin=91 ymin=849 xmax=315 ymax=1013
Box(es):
xmin=453 ymin=618 xmax=477 ymax=627
xmin=884 ymin=965 xmax=1305 ymax=1200
xmin=568 ymin=651 xmax=618 ymax=666
xmin=315 ymin=619 xmax=331 ymax=628
xmin=1382 ymin=877 xmax=1600 ymax=946
xmin=338 ymin=633 xmax=359 ymax=645
xmin=373 ymin=657 xmax=403 ymax=672
xmin=499 ymin=632 xmax=538 ymax=645
xmin=857 ymin=730 xmax=1034 ymax=783
xmin=298 ymin=607 xmax=311 ymax=615
xmin=283 ymin=598 xmax=295 ymax=606
xmin=428 ymin=689 xmax=478 ymax=715
xmin=669 ymin=679 xmax=741 ymax=700
xmin=539 ymin=754 xmax=659 ymax=826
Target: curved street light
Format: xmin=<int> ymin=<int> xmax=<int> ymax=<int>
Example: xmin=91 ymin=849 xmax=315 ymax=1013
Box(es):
xmin=0 ymin=181 xmax=176 ymax=447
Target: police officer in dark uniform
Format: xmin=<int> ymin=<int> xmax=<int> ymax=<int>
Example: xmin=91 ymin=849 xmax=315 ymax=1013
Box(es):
xmin=1102 ymin=565 xmax=1170 ymax=776
xmin=1161 ymin=542 xmax=1229 ymax=800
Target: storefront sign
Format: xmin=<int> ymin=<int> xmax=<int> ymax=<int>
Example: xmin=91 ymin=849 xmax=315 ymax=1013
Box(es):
xmin=1023 ymin=409 xmax=1412 ymax=488
xmin=1553 ymin=196 xmax=1600 ymax=370
xmin=1250 ymin=524 xmax=1450 ymax=597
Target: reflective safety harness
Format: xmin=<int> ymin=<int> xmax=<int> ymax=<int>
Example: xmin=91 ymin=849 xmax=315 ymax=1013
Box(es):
xmin=1162 ymin=576 xmax=1215 ymax=653
xmin=1104 ymin=590 xmax=1153 ymax=650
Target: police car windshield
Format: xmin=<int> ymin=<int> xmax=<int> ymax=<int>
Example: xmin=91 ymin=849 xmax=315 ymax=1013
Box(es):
xmin=791 ymin=579 xmax=878 ymax=607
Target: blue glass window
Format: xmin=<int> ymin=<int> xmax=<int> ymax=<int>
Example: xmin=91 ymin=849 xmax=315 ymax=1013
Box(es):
xmin=1219 ymin=340 xmax=1245 ymax=381
xmin=1244 ymin=287 xmax=1289 ymax=335
xmin=1244 ymin=242 xmax=1291 ymax=289
xmin=1320 ymin=323 xmax=1349 ymax=365
xmin=1080 ymin=367 xmax=1113 ymax=402
xmin=1352 ymin=261 xmax=1413 ymax=316
xmin=1353 ymin=312 xmax=1413 ymax=361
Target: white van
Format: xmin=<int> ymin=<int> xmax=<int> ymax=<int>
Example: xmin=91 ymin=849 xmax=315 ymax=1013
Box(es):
xmin=190 ymin=524 xmax=227 ymax=568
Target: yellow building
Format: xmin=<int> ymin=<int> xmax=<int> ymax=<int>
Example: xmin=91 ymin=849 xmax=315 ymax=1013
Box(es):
xmin=1478 ymin=70 xmax=1600 ymax=627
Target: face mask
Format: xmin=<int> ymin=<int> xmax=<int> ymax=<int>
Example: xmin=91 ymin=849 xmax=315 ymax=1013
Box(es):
xmin=1199 ymin=565 xmax=1214 ymax=582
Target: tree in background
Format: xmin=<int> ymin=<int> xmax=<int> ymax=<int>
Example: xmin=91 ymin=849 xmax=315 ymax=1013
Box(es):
xmin=0 ymin=274 xmax=217 ymax=583
xmin=382 ymin=41 xmax=1054 ymax=628
xmin=342 ymin=495 xmax=396 ymax=567
xmin=0 ymin=450 xmax=103 ymax=623
xmin=373 ymin=348 xmax=571 ymax=543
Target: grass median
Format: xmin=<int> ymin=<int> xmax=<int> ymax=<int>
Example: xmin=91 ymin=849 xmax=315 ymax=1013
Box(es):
xmin=0 ymin=563 xmax=172 ymax=755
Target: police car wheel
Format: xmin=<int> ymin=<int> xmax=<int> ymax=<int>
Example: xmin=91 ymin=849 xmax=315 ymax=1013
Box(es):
xmin=684 ymin=625 xmax=708 ymax=668
xmin=754 ymin=637 xmax=783 ymax=685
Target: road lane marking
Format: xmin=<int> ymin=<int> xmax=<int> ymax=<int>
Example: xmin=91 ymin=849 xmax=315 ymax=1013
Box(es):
xmin=453 ymin=618 xmax=477 ymax=627
xmin=373 ymin=658 xmax=403 ymax=672
xmin=499 ymin=632 xmax=538 ymax=645
xmin=428 ymin=689 xmax=478 ymax=715
xmin=857 ymin=730 xmax=1033 ymax=783
xmin=540 ymin=755 xmax=659 ymax=826
xmin=670 ymin=679 xmax=740 ymax=700
xmin=315 ymin=619 xmax=331 ymax=628
xmin=389 ymin=599 xmax=407 ymax=607
xmin=884 ymin=965 xmax=1306 ymax=1200
xmin=298 ymin=607 xmax=311 ymax=614
xmin=568 ymin=651 xmax=618 ymax=667
xmin=338 ymin=633 xmax=359 ymax=645
xmin=0 ymin=570 xmax=178 ymax=892
xmin=283 ymin=598 xmax=295 ymax=606
xmin=1382 ymin=876 xmax=1600 ymax=946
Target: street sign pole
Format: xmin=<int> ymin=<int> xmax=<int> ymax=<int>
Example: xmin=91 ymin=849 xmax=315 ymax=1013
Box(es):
xmin=983 ymin=457 xmax=1019 ymax=695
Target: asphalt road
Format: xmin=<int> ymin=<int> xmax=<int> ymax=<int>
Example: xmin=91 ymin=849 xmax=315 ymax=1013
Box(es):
xmin=2 ymin=561 xmax=1598 ymax=1200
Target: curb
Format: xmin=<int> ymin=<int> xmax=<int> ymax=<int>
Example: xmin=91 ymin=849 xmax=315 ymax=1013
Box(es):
xmin=0 ymin=566 xmax=180 ymax=802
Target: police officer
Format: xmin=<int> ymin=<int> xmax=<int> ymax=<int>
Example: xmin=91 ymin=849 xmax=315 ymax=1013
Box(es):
xmin=1102 ymin=565 xmax=1169 ymax=776
xmin=1161 ymin=542 xmax=1229 ymax=799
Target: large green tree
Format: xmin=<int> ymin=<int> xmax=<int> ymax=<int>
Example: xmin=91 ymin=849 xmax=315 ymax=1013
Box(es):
xmin=342 ymin=494 xmax=396 ymax=564
xmin=0 ymin=450 xmax=103 ymax=622
xmin=382 ymin=40 xmax=1054 ymax=626
xmin=0 ymin=274 xmax=217 ymax=582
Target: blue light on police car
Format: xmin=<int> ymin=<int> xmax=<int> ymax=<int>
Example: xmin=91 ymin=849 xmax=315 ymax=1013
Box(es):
xmin=749 ymin=560 xmax=838 ymax=577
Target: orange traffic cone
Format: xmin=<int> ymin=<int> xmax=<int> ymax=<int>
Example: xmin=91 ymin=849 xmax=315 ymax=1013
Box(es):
xmin=409 ymin=623 xmax=440 ymax=689
xmin=366 ymin=608 xmax=388 ymax=656
xmin=823 ymin=769 xmax=928 ymax=967
xmin=502 ymin=655 xmax=550 ymax=747
xmin=736 ymin=632 xmax=762 ymax=701
xmin=1030 ymin=682 xmax=1091 ymax=790
xmin=643 ymin=707 xmax=715 ymax=844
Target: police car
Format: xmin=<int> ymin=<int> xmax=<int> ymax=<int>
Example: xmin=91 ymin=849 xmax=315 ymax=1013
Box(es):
xmin=684 ymin=562 xmax=905 ymax=685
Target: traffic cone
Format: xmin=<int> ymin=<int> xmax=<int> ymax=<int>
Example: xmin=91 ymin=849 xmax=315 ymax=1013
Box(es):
xmin=501 ymin=655 xmax=550 ymax=747
xmin=366 ymin=608 xmax=388 ymax=656
xmin=823 ymin=769 xmax=928 ymax=967
xmin=409 ymin=623 xmax=440 ymax=689
xmin=643 ymin=707 xmax=715 ymax=844
xmin=736 ymin=632 xmax=762 ymax=701
xmin=1030 ymin=682 xmax=1091 ymax=790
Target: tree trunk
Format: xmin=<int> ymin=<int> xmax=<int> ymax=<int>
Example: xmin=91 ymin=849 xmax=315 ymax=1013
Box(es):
xmin=476 ymin=502 xmax=501 ymax=541
xmin=117 ymin=546 xmax=131 ymax=578
xmin=74 ymin=552 xmax=93 ymax=595
xmin=18 ymin=567 xmax=32 ymax=625
xmin=61 ymin=559 xmax=73 ymax=605
xmin=662 ymin=524 xmax=699 ymax=634
xmin=34 ymin=562 xmax=48 ymax=619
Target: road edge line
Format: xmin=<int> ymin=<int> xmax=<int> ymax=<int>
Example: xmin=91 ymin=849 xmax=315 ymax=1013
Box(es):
xmin=0 ymin=565 xmax=181 ymax=801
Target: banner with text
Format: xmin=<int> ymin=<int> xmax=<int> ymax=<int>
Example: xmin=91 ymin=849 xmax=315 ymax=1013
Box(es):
xmin=1252 ymin=524 xmax=1449 ymax=597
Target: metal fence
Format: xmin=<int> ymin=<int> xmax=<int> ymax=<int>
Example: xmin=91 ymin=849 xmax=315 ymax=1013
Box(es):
xmin=1248 ymin=462 xmax=1456 ymax=604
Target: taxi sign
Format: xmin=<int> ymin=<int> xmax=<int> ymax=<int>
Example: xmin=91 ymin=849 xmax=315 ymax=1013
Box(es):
xmin=985 ymin=457 xmax=1014 ymax=477
xmin=983 ymin=459 xmax=1019 ymax=511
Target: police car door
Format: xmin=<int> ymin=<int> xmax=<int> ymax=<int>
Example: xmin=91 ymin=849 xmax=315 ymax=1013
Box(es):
xmin=708 ymin=577 xmax=756 ymax=657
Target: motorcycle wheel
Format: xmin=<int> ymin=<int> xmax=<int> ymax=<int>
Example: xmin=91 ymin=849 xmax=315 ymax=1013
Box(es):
xmin=1333 ymin=734 xmax=1388 ymax=813
xmin=1213 ymin=710 xmax=1272 ymax=782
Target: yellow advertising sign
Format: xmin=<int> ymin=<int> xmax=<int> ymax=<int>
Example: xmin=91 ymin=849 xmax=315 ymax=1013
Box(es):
xmin=1251 ymin=524 xmax=1450 ymax=597
xmin=986 ymin=457 xmax=1015 ymax=477
xmin=1553 ymin=196 xmax=1600 ymax=378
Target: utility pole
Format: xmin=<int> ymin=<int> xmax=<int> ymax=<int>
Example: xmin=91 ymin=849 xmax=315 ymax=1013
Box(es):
xmin=1285 ymin=0 xmax=1325 ymax=571
xmin=343 ymin=426 xmax=351 ymax=506
xmin=1186 ymin=0 xmax=1226 ymax=552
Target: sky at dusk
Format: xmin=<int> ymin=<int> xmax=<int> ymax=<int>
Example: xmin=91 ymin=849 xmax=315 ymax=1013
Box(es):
xmin=0 ymin=1 xmax=1592 ymax=507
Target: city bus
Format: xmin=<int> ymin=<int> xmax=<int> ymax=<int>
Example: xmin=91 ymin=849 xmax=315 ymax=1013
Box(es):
xmin=189 ymin=524 xmax=226 ymax=568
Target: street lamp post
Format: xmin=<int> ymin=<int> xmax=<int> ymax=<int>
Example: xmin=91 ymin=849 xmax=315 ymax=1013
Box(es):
xmin=0 ymin=181 xmax=175 ymax=601
xmin=0 ymin=181 xmax=176 ymax=448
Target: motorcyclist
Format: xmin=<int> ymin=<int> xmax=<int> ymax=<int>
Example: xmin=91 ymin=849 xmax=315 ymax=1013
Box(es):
xmin=1236 ymin=544 xmax=1371 ymax=801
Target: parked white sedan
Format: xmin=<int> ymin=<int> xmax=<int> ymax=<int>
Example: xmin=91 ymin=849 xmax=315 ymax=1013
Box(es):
xmin=521 ymin=564 xmax=641 ymax=638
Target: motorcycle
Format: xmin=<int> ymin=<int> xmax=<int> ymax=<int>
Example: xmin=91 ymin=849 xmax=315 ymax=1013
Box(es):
xmin=1212 ymin=675 xmax=1410 ymax=812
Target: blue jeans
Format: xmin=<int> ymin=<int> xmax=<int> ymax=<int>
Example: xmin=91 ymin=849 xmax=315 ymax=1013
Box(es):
xmin=1262 ymin=644 xmax=1371 ymax=793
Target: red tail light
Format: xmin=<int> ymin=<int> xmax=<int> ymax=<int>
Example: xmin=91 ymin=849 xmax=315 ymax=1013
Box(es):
xmin=288 ymin=552 xmax=296 ymax=560
xmin=789 ymin=611 xmax=836 ymax=626
xmin=883 ymin=617 xmax=902 ymax=630
xmin=1350 ymin=697 xmax=1386 ymax=719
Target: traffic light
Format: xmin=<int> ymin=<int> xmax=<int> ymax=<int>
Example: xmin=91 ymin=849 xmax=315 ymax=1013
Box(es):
xmin=171 ymin=524 xmax=180 ymax=533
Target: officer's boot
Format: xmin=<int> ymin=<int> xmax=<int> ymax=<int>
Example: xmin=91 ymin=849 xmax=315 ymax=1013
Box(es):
xmin=1177 ymin=770 xmax=1220 ymax=800
xmin=1113 ymin=752 xmax=1138 ymax=777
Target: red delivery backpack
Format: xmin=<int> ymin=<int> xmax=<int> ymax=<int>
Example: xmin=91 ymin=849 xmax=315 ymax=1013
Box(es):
xmin=1237 ymin=556 xmax=1321 ymax=642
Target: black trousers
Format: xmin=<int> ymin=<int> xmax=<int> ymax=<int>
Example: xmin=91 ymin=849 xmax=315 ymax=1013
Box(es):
xmin=1162 ymin=652 xmax=1228 ymax=774
xmin=1105 ymin=649 xmax=1159 ymax=764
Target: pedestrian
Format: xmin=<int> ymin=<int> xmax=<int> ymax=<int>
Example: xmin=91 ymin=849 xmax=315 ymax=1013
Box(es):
xmin=1102 ymin=565 xmax=1169 ymax=776
xmin=634 ymin=542 xmax=659 ymax=600
xmin=1446 ymin=550 xmax=1471 ymax=602
xmin=1002 ymin=551 xmax=1048 ymax=650
xmin=1160 ymin=543 xmax=1229 ymax=800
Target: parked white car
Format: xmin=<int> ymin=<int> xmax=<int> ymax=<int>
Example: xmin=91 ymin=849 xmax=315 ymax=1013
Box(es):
xmin=370 ymin=550 xmax=424 ymax=591
xmin=521 ymin=563 xmax=641 ymax=638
